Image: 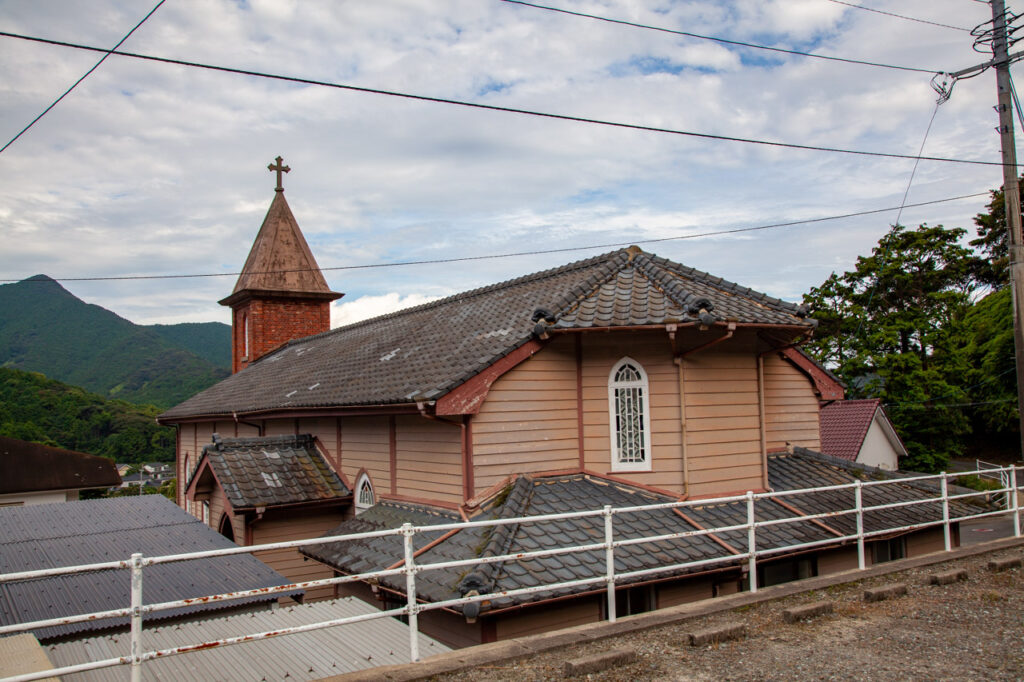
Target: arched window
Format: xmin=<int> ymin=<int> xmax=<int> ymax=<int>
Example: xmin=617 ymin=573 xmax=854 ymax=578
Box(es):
xmin=608 ymin=357 xmax=652 ymax=471
xmin=355 ymin=474 xmax=375 ymax=514
xmin=242 ymin=313 xmax=250 ymax=358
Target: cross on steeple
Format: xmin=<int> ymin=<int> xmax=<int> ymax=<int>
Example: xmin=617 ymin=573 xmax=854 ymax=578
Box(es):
xmin=268 ymin=156 xmax=290 ymax=192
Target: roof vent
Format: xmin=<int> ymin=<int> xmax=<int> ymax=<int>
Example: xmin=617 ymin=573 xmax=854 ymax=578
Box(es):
xmin=531 ymin=308 xmax=556 ymax=324
xmin=686 ymin=298 xmax=714 ymax=316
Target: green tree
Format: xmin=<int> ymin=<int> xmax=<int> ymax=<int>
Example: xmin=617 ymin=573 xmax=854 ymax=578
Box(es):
xmin=803 ymin=224 xmax=981 ymax=472
xmin=969 ymin=177 xmax=1024 ymax=289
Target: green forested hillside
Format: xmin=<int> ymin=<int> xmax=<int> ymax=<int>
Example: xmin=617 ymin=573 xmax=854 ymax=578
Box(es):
xmin=0 ymin=276 xmax=229 ymax=408
xmin=147 ymin=322 xmax=231 ymax=368
xmin=0 ymin=367 xmax=174 ymax=462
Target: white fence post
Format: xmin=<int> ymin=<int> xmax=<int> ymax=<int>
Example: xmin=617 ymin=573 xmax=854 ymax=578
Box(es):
xmin=604 ymin=505 xmax=616 ymax=623
xmin=940 ymin=474 xmax=951 ymax=552
xmin=746 ymin=491 xmax=757 ymax=593
xmin=401 ymin=523 xmax=419 ymax=663
xmin=1012 ymin=466 xmax=1021 ymax=538
xmin=855 ymin=480 xmax=865 ymax=570
xmin=130 ymin=553 xmax=143 ymax=682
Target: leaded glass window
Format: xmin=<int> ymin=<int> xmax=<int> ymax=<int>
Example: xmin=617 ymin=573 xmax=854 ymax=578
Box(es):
xmin=608 ymin=357 xmax=652 ymax=471
xmin=355 ymin=474 xmax=375 ymax=514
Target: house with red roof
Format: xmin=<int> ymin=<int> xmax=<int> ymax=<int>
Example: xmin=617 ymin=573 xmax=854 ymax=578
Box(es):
xmin=819 ymin=398 xmax=907 ymax=470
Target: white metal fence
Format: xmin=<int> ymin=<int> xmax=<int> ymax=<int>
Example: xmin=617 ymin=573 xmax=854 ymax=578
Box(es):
xmin=1 ymin=466 xmax=1021 ymax=682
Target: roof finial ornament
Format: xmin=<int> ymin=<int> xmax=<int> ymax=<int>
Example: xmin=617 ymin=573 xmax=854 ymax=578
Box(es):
xmin=268 ymin=156 xmax=290 ymax=192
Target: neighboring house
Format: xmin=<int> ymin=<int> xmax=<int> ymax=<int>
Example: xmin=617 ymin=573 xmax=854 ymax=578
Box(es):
xmin=0 ymin=436 xmax=121 ymax=506
xmin=0 ymin=495 xmax=300 ymax=642
xmin=157 ymin=163 xmax=962 ymax=646
xmin=819 ymin=398 xmax=907 ymax=470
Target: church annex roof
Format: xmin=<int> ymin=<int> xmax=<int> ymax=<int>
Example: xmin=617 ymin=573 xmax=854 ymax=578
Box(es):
xmin=196 ymin=434 xmax=350 ymax=511
xmin=161 ymin=247 xmax=814 ymax=421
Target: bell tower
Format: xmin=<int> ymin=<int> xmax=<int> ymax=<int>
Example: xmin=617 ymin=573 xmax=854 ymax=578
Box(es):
xmin=219 ymin=157 xmax=342 ymax=373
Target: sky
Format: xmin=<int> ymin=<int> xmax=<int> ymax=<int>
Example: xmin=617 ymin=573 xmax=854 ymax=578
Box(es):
xmin=0 ymin=0 xmax=1017 ymax=328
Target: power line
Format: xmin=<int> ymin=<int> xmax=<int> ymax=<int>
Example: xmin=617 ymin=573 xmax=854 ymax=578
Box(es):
xmin=0 ymin=0 xmax=165 ymax=155
xmin=823 ymin=0 xmax=971 ymax=32
xmin=500 ymin=0 xmax=937 ymax=74
xmin=1 ymin=191 xmax=989 ymax=284
xmin=0 ymin=30 xmax=1008 ymax=168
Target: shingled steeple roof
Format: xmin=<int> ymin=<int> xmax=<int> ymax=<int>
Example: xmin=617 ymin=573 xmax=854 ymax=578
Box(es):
xmin=219 ymin=190 xmax=340 ymax=307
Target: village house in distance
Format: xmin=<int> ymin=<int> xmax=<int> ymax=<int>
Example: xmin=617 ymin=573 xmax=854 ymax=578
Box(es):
xmin=158 ymin=160 xmax=959 ymax=646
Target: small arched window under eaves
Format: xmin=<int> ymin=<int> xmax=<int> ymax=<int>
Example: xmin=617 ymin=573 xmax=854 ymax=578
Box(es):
xmin=355 ymin=474 xmax=375 ymax=514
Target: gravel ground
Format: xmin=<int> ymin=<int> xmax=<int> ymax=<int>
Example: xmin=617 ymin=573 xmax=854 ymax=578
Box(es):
xmin=434 ymin=546 xmax=1024 ymax=682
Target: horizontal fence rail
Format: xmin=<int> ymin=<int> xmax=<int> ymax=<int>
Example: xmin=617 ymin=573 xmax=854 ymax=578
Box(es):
xmin=1 ymin=466 xmax=1021 ymax=682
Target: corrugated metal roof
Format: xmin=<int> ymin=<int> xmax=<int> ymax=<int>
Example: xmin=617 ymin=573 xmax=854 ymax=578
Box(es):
xmin=45 ymin=597 xmax=449 ymax=681
xmin=0 ymin=496 xmax=299 ymax=640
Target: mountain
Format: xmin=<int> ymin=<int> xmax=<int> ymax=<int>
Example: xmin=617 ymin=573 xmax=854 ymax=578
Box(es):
xmin=0 ymin=367 xmax=174 ymax=462
xmin=0 ymin=275 xmax=230 ymax=408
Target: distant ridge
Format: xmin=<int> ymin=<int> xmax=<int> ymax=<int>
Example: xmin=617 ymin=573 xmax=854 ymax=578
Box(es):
xmin=0 ymin=276 xmax=230 ymax=408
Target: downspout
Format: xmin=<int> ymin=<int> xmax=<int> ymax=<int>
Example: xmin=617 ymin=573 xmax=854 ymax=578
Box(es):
xmin=672 ymin=322 xmax=736 ymax=494
xmin=755 ymin=344 xmax=798 ymax=491
xmin=233 ymin=411 xmax=264 ymax=436
xmin=416 ymin=400 xmax=472 ymax=501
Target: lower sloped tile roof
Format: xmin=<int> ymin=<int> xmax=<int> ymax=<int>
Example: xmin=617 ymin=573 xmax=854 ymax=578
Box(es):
xmin=302 ymin=450 xmax=989 ymax=615
xmin=0 ymin=495 xmax=299 ymax=641
xmin=198 ymin=434 xmax=350 ymax=510
xmin=0 ymin=436 xmax=121 ymax=494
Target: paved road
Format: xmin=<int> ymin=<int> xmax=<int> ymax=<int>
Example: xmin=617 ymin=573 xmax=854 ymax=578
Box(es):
xmin=961 ymin=512 xmax=1020 ymax=545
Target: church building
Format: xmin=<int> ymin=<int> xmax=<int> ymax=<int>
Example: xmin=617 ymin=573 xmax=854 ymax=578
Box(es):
xmin=159 ymin=160 xmax=959 ymax=645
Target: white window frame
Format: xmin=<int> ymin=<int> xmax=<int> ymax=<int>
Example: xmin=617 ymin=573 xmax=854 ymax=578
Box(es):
xmin=608 ymin=356 xmax=653 ymax=472
xmin=355 ymin=474 xmax=375 ymax=514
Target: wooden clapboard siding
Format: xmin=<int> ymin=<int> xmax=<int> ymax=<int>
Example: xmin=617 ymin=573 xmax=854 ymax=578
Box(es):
xmin=297 ymin=417 xmax=340 ymax=471
xmin=683 ymin=347 xmax=764 ymax=497
xmin=252 ymin=509 xmax=345 ymax=602
xmin=494 ymin=597 xmax=602 ymax=640
xmin=472 ymin=336 xmax=579 ymax=494
xmin=763 ymin=353 xmax=821 ymax=450
xmin=264 ymin=419 xmax=294 ymax=437
xmin=657 ymin=577 xmax=713 ymax=608
xmin=580 ymin=331 xmax=683 ymax=493
xmin=395 ymin=416 xmax=462 ymax=504
xmin=341 ymin=416 xmax=391 ymax=494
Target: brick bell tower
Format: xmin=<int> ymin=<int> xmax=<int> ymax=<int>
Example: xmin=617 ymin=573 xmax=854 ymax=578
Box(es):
xmin=219 ymin=157 xmax=342 ymax=373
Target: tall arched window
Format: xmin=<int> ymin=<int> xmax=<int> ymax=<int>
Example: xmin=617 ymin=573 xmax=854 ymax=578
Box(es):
xmin=242 ymin=313 xmax=250 ymax=358
xmin=355 ymin=473 xmax=375 ymax=514
xmin=608 ymin=357 xmax=652 ymax=471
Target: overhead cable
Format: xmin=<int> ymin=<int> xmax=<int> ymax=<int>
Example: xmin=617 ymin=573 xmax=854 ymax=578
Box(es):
xmin=0 ymin=31 xmax=1008 ymax=168
xmin=823 ymin=0 xmax=971 ymax=32
xmin=0 ymin=0 xmax=166 ymax=155
xmin=0 ymin=191 xmax=989 ymax=284
xmin=500 ymin=0 xmax=938 ymax=74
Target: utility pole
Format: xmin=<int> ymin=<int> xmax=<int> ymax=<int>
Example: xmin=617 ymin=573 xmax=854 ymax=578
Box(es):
xmin=991 ymin=0 xmax=1024 ymax=458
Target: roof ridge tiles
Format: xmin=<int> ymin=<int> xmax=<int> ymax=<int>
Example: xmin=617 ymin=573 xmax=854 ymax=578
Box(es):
xmin=259 ymin=249 xmax=633 ymax=353
xmin=472 ymin=476 xmax=535 ymax=593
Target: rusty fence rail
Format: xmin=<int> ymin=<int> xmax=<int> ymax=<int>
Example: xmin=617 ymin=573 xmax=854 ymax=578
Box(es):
xmin=1 ymin=466 xmax=1021 ymax=682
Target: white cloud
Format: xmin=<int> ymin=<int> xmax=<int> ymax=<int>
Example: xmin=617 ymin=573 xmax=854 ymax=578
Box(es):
xmin=331 ymin=292 xmax=444 ymax=327
xmin=0 ymin=0 xmax=1004 ymax=326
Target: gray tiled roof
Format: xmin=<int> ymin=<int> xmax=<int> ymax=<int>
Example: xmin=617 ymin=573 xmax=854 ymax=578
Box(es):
xmin=199 ymin=434 xmax=350 ymax=510
xmin=300 ymin=450 xmax=985 ymax=614
xmin=160 ymin=248 xmax=813 ymax=420
xmin=0 ymin=495 xmax=299 ymax=641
